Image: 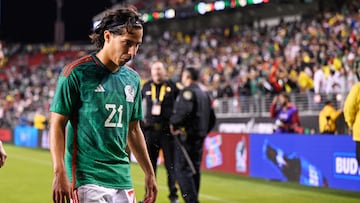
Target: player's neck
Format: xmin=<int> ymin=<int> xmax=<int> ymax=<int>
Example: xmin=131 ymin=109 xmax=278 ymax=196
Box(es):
xmin=96 ymin=51 xmax=121 ymax=73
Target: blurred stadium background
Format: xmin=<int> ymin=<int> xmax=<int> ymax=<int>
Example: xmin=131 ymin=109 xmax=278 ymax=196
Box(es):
xmin=0 ymin=0 xmax=360 ymax=202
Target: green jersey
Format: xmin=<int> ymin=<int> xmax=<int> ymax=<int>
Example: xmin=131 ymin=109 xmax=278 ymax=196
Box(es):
xmin=50 ymin=53 xmax=143 ymax=189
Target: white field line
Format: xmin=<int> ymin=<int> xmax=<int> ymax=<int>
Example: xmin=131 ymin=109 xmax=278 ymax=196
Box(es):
xmin=11 ymin=154 xmax=241 ymax=203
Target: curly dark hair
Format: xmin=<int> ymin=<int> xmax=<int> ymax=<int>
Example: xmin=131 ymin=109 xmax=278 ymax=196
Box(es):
xmin=89 ymin=6 xmax=143 ymax=50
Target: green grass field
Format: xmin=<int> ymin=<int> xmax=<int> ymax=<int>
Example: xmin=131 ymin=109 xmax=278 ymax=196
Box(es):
xmin=0 ymin=145 xmax=359 ymax=203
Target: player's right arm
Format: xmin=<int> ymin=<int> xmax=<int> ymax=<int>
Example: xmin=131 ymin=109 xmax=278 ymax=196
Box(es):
xmin=50 ymin=112 xmax=73 ymax=203
xmin=49 ymin=58 xmax=81 ymax=203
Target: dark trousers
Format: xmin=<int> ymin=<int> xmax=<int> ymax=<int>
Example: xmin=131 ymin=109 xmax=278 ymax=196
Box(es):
xmin=174 ymin=136 xmax=205 ymax=203
xmin=356 ymin=141 xmax=360 ymax=166
xmin=144 ymin=129 xmax=178 ymax=201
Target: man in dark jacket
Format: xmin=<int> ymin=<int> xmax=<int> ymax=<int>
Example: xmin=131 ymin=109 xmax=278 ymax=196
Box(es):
xmin=141 ymin=61 xmax=179 ymax=203
xmin=170 ymin=67 xmax=216 ymax=203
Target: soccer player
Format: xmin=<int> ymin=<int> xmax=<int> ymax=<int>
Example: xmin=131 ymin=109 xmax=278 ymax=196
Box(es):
xmin=49 ymin=6 xmax=157 ymax=203
xmin=0 ymin=140 xmax=7 ymax=168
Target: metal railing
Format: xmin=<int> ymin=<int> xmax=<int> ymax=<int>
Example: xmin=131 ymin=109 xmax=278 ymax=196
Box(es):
xmin=213 ymin=92 xmax=347 ymax=118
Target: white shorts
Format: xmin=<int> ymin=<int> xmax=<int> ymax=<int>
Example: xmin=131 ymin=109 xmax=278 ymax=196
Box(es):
xmin=72 ymin=184 xmax=136 ymax=203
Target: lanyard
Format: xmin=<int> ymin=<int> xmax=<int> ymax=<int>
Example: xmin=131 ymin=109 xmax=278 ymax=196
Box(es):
xmin=151 ymin=83 xmax=166 ymax=104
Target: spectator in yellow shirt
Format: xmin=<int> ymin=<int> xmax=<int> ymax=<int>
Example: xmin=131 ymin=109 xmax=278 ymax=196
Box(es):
xmin=319 ymin=100 xmax=342 ymax=134
xmin=298 ymin=67 xmax=314 ymax=91
xmin=298 ymin=67 xmax=314 ymax=110
xmin=33 ymin=110 xmax=47 ymax=130
xmin=344 ymin=82 xmax=360 ymax=165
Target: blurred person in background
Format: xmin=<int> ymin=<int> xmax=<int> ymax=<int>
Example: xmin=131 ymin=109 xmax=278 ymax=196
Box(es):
xmin=170 ymin=67 xmax=215 ymax=203
xmin=313 ymin=65 xmax=326 ymax=95
xmin=351 ymin=46 xmax=360 ymax=82
xmin=33 ymin=108 xmax=47 ymax=130
xmin=298 ymin=67 xmax=314 ymax=110
xmin=268 ymin=63 xmax=284 ymax=95
xmin=270 ymin=92 xmax=303 ymax=133
xmin=325 ymin=67 xmax=341 ymax=98
xmin=335 ymin=67 xmax=349 ymax=94
xmin=0 ymin=140 xmax=7 ymax=168
xmin=218 ymin=80 xmax=234 ymax=98
xmin=247 ymin=66 xmax=262 ymax=113
xmin=141 ymin=60 xmax=179 ymax=203
xmin=319 ymin=100 xmax=342 ymax=134
xmin=236 ymin=75 xmax=251 ymax=113
xmin=49 ymin=6 xmax=157 ymax=203
xmin=343 ymin=82 xmax=360 ymax=165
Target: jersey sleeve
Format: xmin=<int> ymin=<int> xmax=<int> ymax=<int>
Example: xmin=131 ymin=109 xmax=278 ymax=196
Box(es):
xmin=50 ymin=73 xmax=80 ymax=116
xmin=130 ymin=79 xmax=143 ymax=121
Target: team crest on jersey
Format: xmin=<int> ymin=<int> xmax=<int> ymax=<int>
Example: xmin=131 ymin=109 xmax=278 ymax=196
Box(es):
xmin=125 ymin=85 xmax=135 ymax=102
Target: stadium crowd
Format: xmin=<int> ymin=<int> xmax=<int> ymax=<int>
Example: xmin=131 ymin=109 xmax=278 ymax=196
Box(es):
xmin=133 ymin=5 xmax=360 ymax=100
xmin=0 ymin=1 xmax=360 ymax=129
xmin=0 ymin=46 xmax=83 ymax=128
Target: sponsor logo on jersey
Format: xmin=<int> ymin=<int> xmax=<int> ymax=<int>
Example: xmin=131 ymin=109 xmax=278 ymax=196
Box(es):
xmin=334 ymin=152 xmax=360 ymax=180
xmin=125 ymin=85 xmax=135 ymax=102
xmin=94 ymin=84 xmax=105 ymax=92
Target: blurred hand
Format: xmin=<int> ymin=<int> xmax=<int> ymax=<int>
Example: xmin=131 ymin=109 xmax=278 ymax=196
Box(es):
xmin=52 ymin=171 xmax=73 ymax=203
xmin=0 ymin=141 xmax=7 ymax=168
xmin=170 ymin=124 xmax=180 ymax=136
xmin=143 ymin=173 xmax=157 ymax=203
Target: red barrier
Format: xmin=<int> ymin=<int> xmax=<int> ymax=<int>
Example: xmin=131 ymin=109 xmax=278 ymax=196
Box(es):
xmin=201 ymin=132 xmax=249 ymax=176
xmin=0 ymin=128 xmax=12 ymax=143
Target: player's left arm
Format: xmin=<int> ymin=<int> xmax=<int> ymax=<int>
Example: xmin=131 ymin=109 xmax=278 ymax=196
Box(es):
xmin=127 ymin=120 xmax=157 ymax=203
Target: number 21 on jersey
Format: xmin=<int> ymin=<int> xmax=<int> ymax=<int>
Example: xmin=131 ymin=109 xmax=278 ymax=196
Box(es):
xmin=105 ymin=104 xmax=123 ymax=128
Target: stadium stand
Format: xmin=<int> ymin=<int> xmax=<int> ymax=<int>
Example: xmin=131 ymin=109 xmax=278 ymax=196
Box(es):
xmin=0 ymin=45 xmax=85 ymax=128
xmin=131 ymin=0 xmax=360 ymax=116
xmin=0 ymin=0 xmax=359 ymax=132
